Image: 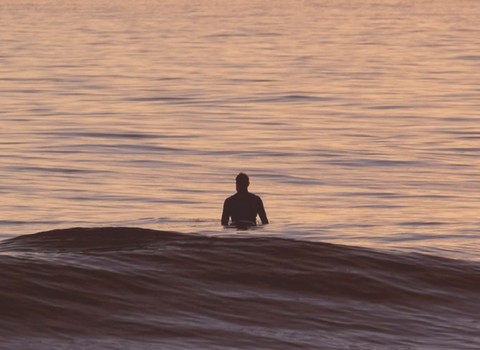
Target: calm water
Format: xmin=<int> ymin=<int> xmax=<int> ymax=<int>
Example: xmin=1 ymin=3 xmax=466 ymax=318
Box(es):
xmin=1 ymin=0 xmax=480 ymax=256
xmin=2 ymin=1 xmax=480 ymax=348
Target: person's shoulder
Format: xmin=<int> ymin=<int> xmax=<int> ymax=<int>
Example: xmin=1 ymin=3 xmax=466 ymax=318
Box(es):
xmin=224 ymin=193 xmax=238 ymax=202
xmin=248 ymin=192 xmax=262 ymax=200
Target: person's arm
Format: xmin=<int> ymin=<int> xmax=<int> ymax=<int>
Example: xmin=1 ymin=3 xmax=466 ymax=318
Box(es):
xmin=221 ymin=199 xmax=230 ymax=226
xmin=257 ymin=197 xmax=269 ymax=224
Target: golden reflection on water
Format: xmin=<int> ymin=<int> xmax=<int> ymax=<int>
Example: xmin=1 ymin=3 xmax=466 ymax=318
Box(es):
xmin=1 ymin=0 xmax=480 ymax=258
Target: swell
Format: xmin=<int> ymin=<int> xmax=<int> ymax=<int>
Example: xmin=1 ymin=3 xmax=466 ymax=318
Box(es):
xmin=1 ymin=227 xmax=479 ymax=347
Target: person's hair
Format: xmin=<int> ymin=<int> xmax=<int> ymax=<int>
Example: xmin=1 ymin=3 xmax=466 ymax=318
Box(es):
xmin=236 ymin=172 xmax=249 ymax=186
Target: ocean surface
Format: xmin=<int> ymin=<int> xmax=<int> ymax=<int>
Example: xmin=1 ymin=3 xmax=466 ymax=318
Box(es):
xmin=1 ymin=0 xmax=480 ymax=348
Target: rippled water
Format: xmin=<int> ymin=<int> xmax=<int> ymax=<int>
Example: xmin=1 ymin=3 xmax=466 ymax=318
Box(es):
xmin=1 ymin=0 xmax=480 ymax=261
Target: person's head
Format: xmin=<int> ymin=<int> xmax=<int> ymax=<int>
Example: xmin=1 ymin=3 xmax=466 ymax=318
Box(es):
xmin=235 ymin=172 xmax=250 ymax=192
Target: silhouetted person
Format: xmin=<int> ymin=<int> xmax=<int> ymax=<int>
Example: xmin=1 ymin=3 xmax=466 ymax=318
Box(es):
xmin=221 ymin=173 xmax=269 ymax=227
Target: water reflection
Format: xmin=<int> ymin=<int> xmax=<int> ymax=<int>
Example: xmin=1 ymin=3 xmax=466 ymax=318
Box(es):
xmin=1 ymin=0 xmax=479 ymax=259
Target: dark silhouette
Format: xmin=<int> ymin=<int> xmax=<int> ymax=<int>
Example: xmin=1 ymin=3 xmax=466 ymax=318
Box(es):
xmin=221 ymin=173 xmax=269 ymax=227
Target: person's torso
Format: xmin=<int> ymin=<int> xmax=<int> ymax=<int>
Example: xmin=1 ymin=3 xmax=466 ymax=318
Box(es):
xmin=227 ymin=192 xmax=260 ymax=223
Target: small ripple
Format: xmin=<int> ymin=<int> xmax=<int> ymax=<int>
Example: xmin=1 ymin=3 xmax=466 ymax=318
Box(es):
xmin=48 ymin=131 xmax=187 ymax=140
xmin=254 ymin=94 xmax=337 ymax=103
xmin=453 ymin=55 xmax=480 ymax=61
xmin=12 ymin=166 xmax=109 ymax=175
xmin=328 ymin=159 xmax=428 ymax=168
xmin=126 ymin=97 xmax=194 ymax=104
xmin=397 ymin=221 xmax=448 ymax=227
xmin=367 ymin=105 xmax=416 ymax=110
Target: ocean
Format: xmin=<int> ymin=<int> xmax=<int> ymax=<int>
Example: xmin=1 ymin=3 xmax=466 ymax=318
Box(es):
xmin=1 ymin=0 xmax=480 ymax=348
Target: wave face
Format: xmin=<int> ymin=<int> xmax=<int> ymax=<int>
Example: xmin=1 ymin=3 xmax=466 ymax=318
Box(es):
xmin=1 ymin=227 xmax=480 ymax=349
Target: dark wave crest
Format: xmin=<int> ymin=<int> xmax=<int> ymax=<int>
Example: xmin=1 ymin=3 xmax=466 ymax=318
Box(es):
xmin=1 ymin=227 xmax=479 ymax=349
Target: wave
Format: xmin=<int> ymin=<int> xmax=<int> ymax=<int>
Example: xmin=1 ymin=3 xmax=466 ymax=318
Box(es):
xmin=1 ymin=227 xmax=479 ymax=349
